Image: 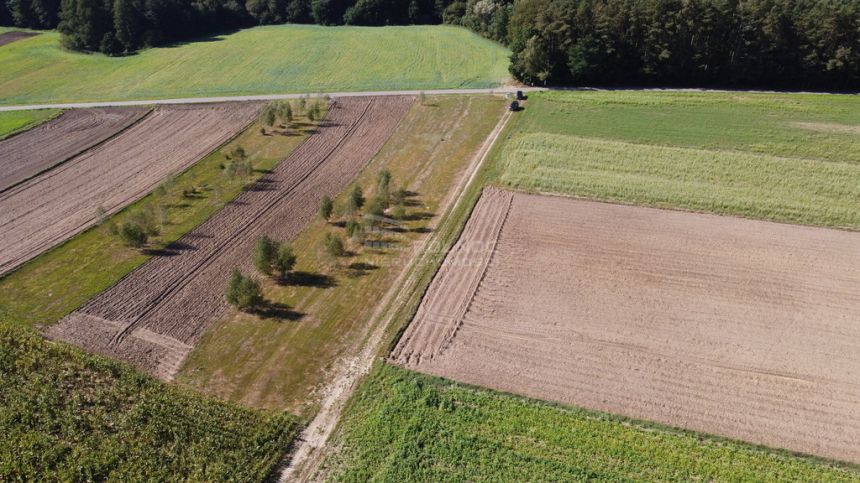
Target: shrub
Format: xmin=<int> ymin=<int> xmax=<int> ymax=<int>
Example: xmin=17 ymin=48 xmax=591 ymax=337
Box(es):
xmin=345 ymin=219 xmax=361 ymax=238
xmin=324 ymin=232 xmax=346 ymax=257
xmin=319 ymin=195 xmax=334 ymax=221
xmin=126 ymin=209 xmax=159 ymax=236
xmin=263 ymin=107 xmax=276 ymax=127
xmin=377 ymin=170 xmax=391 ymax=205
xmin=225 ymin=269 xmax=263 ymax=311
xmin=392 ymin=202 xmax=406 ymax=220
xmin=119 ymin=221 xmax=148 ymax=247
xmin=275 ymin=245 xmax=297 ymax=280
xmin=367 ymin=196 xmax=386 ymax=218
xmin=253 ymin=235 xmax=278 ymax=276
xmin=279 ymin=102 xmax=293 ymax=125
xmin=346 ymin=185 xmax=365 ymax=216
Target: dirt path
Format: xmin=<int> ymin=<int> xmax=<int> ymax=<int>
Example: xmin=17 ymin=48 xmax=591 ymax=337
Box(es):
xmin=278 ymin=109 xmax=512 ymax=482
xmin=47 ymin=97 xmax=413 ymax=380
xmin=0 ymin=31 xmax=37 ymax=47
xmin=394 ymin=189 xmax=860 ymax=465
xmin=0 ymin=88 xmax=544 ymax=112
xmin=0 ymin=107 xmax=148 ymax=192
xmin=0 ymin=103 xmax=261 ymax=277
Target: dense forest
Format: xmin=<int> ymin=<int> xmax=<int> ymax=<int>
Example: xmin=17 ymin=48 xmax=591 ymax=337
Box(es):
xmin=1 ymin=0 xmax=858 ymax=89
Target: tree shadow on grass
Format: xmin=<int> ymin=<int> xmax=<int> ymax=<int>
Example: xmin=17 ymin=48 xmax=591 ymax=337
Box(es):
xmin=287 ymin=271 xmax=337 ymax=288
xmin=252 ymin=301 xmax=304 ymax=321
xmin=400 ymin=211 xmax=435 ymax=222
xmin=346 ymin=262 xmax=378 ymax=278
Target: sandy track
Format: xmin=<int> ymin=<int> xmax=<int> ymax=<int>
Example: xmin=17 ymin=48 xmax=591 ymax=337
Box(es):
xmin=0 ymin=107 xmax=148 ymax=192
xmin=0 ymin=103 xmax=261 ymax=276
xmin=47 ymin=96 xmax=413 ymax=380
xmin=0 ymin=31 xmax=37 ymax=47
xmin=393 ymin=188 xmax=860 ymax=464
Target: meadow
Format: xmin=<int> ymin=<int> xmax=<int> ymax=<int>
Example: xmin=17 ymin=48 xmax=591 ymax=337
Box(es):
xmin=497 ymin=90 xmax=860 ymax=229
xmin=0 ymin=25 xmax=510 ymax=106
xmin=0 ymin=109 xmax=58 ymax=139
xmin=0 ymin=322 xmax=297 ymax=480
xmin=324 ymin=364 xmax=859 ymax=482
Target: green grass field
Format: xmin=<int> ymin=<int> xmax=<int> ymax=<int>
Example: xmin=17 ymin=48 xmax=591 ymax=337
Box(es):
xmin=0 ymin=109 xmax=59 ymax=139
xmin=0 ymin=25 xmax=510 ymax=106
xmin=497 ymin=90 xmax=860 ymax=229
xmin=0 ymin=107 xmax=320 ymax=328
xmin=0 ymin=322 xmax=296 ymax=481
xmin=324 ymin=364 xmax=858 ymax=482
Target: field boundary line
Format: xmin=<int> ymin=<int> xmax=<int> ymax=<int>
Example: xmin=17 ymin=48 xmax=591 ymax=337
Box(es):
xmin=275 ymin=108 xmax=512 ymax=482
xmin=0 ymin=88 xmax=544 ymax=112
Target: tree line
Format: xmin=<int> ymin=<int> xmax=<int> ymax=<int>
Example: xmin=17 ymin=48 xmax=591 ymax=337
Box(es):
xmin=2 ymin=0 xmax=858 ymax=89
xmin=498 ymin=0 xmax=860 ymax=89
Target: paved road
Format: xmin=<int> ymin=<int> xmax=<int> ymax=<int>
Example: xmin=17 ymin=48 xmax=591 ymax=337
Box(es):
xmin=0 ymin=87 xmax=547 ymax=112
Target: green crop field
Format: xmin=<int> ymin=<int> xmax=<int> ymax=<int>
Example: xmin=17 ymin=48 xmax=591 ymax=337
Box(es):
xmin=0 ymin=323 xmax=297 ymax=481
xmin=0 ymin=25 xmax=510 ymax=106
xmin=324 ymin=364 xmax=858 ymax=481
xmin=496 ymin=90 xmax=860 ymax=229
xmin=0 ymin=109 xmax=59 ymax=139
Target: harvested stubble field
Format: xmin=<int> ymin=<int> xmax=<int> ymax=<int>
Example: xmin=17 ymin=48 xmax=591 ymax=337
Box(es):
xmin=0 ymin=30 xmax=37 ymax=47
xmin=0 ymin=102 xmax=261 ymax=276
xmin=0 ymin=107 xmax=148 ymax=191
xmin=48 ymin=96 xmax=412 ymax=380
xmin=393 ymin=188 xmax=860 ymax=464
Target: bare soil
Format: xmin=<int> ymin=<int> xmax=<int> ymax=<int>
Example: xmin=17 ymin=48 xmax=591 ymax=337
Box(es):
xmin=393 ymin=188 xmax=860 ymax=464
xmin=0 ymin=31 xmax=37 ymax=47
xmin=0 ymin=103 xmax=261 ymax=276
xmin=0 ymin=107 xmax=148 ymax=192
xmin=47 ymin=97 xmax=413 ymax=380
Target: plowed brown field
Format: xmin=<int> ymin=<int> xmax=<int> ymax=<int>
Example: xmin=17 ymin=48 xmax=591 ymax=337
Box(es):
xmin=393 ymin=188 xmax=860 ymax=464
xmin=0 ymin=31 xmax=37 ymax=47
xmin=0 ymin=103 xmax=261 ymax=276
xmin=0 ymin=107 xmax=148 ymax=191
xmin=48 ymin=96 xmax=413 ymax=380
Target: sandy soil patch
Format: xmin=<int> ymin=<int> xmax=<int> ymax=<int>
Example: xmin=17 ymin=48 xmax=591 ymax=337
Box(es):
xmin=393 ymin=188 xmax=860 ymax=464
xmin=0 ymin=107 xmax=148 ymax=191
xmin=0 ymin=103 xmax=261 ymax=276
xmin=47 ymin=97 xmax=413 ymax=380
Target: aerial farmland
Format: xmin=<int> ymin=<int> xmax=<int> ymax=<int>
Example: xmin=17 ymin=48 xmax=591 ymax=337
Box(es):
xmin=1 ymin=1 xmax=859 ymax=481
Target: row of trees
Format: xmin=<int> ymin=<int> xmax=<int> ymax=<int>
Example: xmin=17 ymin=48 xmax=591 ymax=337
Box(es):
xmin=450 ymin=0 xmax=859 ymax=89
